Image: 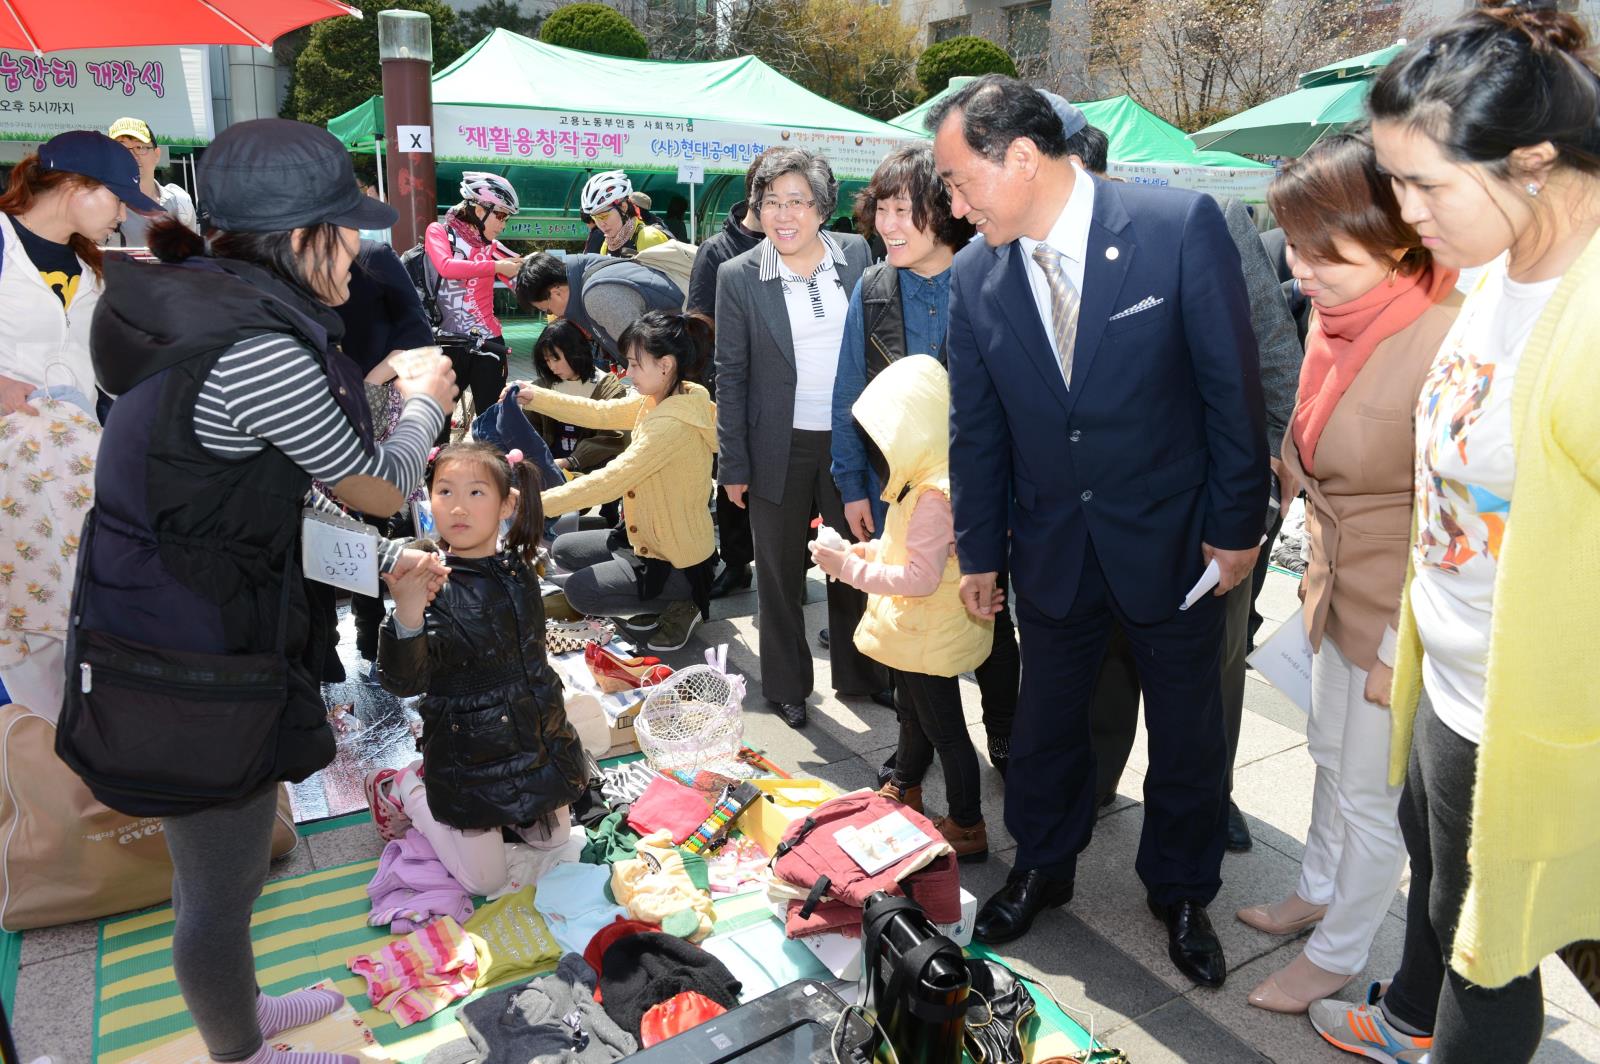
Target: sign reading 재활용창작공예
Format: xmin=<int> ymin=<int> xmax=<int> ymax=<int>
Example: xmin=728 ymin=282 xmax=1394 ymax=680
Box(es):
xmin=0 ymin=45 xmax=214 ymax=145
xmin=432 ymin=103 xmax=915 ymax=182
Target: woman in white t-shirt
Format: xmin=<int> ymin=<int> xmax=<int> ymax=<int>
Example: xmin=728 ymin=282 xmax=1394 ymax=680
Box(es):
xmin=1306 ymin=7 xmax=1600 ymax=1064
xmin=712 ymin=148 xmax=887 ymax=727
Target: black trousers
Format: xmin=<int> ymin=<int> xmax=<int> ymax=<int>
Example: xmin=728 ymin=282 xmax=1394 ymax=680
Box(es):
xmin=892 ymin=669 xmax=984 ymax=827
xmin=1381 ymin=696 xmax=1545 ymax=1062
xmin=438 ymin=338 xmax=509 ymax=442
xmin=714 ymin=458 xmax=753 ymax=570
xmin=1009 ymin=540 xmax=1228 ymax=904
xmin=1247 ymin=508 xmax=1286 ymax=650
xmin=1092 ymin=577 xmax=1249 ymax=802
xmin=972 ymin=571 xmax=1020 ymax=759
xmin=747 ymin=429 xmax=883 ymax=704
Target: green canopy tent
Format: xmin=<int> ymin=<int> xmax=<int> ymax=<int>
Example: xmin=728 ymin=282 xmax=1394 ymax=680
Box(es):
xmin=1187 ymin=40 xmax=1404 ymax=157
xmin=328 ymin=29 xmax=918 ymax=240
xmin=892 ymin=80 xmax=1274 ymax=201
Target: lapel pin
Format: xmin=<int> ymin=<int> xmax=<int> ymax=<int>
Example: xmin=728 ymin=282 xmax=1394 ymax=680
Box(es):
xmin=1105 ymin=246 xmax=1120 ymax=261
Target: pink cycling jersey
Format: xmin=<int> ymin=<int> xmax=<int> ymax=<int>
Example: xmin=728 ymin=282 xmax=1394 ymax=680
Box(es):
xmin=426 ymin=212 xmax=512 ymax=337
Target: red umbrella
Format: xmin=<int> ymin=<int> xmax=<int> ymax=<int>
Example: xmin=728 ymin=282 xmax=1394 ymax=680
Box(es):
xmin=0 ymin=0 xmax=359 ymax=54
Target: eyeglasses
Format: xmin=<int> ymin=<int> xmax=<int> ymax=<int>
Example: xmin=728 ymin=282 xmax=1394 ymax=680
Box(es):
xmin=490 ymin=209 xmax=513 ymax=221
xmin=124 ymin=143 xmax=157 ymax=156
xmin=760 ymin=197 xmax=816 ymax=215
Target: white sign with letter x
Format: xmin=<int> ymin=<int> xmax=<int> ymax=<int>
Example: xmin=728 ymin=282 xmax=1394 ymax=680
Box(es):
xmin=397 ymin=124 xmax=433 ymax=154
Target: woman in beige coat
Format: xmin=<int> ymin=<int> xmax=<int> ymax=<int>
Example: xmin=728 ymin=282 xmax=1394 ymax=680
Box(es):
xmin=1236 ymin=132 xmax=1461 ymax=1013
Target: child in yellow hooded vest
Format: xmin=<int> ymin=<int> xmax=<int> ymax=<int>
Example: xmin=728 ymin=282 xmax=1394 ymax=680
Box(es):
xmin=812 ymin=355 xmax=995 ymax=861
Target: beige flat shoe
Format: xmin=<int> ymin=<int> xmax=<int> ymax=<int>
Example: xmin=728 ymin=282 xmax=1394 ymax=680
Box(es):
xmin=1247 ymin=953 xmax=1353 ymax=1014
xmin=1236 ymin=895 xmax=1328 ymax=935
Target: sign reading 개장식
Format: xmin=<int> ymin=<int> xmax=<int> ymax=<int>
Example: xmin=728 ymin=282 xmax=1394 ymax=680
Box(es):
xmin=0 ymin=46 xmax=214 ymax=146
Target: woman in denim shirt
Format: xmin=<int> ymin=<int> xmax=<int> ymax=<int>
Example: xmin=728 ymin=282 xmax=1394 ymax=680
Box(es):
xmin=830 ymin=143 xmax=1020 ymax=777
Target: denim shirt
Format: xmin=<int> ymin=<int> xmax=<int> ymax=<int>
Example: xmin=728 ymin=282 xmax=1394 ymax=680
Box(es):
xmin=830 ymin=267 xmax=951 ymax=527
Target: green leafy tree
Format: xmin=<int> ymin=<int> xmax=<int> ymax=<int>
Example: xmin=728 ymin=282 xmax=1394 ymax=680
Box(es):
xmin=282 ymin=0 xmax=469 ymax=128
xmin=539 ymin=3 xmax=648 ymax=58
xmin=915 ymin=35 xmax=1016 ymax=98
xmin=459 ymin=0 xmax=543 ymax=44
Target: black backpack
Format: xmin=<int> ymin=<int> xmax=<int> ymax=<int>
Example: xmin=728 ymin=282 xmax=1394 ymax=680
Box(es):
xmin=399 ymin=224 xmax=463 ymax=327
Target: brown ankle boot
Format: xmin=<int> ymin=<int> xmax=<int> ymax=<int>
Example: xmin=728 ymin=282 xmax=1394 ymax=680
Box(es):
xmin=876 ymin=780 xmax=924 ymax=814
xmin=932 ymin=815 xmax=989 ymax=862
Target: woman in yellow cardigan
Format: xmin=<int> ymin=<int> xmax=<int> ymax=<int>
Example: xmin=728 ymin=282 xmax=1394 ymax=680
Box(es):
xmin=508 ymin=311 xmax=718 ymax=652
xmin=1308 ymin=9 xmax=1600 ymax=1064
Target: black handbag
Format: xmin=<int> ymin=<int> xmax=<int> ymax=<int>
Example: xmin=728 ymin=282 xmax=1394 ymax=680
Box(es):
xmin=55 ymin=510 xmax=295 ymax=817
xmin=859 ymin=892 xmax=969 ymax=1064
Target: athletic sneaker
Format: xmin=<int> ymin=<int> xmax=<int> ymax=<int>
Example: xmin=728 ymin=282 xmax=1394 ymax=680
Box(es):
xmin=363 ymin=767 xmax=411 ymax=841
xmin=1308 ymin=983 xmax=1433 ymax=1064
xmin=646 ymin=600 xmax=701 ymax=652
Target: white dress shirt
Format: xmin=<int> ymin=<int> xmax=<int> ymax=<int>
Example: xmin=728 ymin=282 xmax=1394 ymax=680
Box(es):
xmin=1017 ymin=164 xmax=1096 ymax=377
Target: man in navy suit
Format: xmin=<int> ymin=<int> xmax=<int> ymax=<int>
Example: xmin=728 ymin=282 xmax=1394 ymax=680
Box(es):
xmin=930 ymin=76 xmax=1268 ymax=987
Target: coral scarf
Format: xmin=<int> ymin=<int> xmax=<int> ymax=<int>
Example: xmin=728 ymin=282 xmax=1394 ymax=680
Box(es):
xmin=1291 ymin=264 xmax=1457 ymax=474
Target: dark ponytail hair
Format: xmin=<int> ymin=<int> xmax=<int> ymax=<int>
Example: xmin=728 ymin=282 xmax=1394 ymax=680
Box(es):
xmin=1369 ymin=2 xmax=1600 ymax=180
xmin=147 ymin=216 xmax=352 ymax=303
xmin=615 ymin=311 xmax=714 ymax=395
xmin=426 ymin=440 xmax=545 ymax=566
xmin=533 ymin=318 xmax=598 ymax=385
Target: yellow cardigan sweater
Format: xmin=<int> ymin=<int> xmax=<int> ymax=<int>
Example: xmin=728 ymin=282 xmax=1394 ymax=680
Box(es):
xmin=1388 ymin=233 xmax=1600 ymax=989
xmin=521 ymin=382 xmax=717 ymax=569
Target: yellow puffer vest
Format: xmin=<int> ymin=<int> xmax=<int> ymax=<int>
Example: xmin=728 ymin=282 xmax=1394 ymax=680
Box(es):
xmin=849 ymin=355 xmax=992 ymax=677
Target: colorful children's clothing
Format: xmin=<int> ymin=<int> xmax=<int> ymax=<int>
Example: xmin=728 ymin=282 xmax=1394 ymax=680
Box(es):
xmin=347 ymin=916 xmax=478 ymax=1027
xmin=610 ymin=830 xmax=716 ymax=941
xmin=367 ymin=829 xmax=474 ymax=935
xmin=533 ymin=862 xmax=628 ymax=956
xmin=490 ymin=829 xmax=585 ymax=901
xmin=463 ymin=886 xmax=563 ymax=987
xmin=426 ymin=953 xmax=637 ymax=1064
xmin=625 ymin=775 xmax=711 ymax=845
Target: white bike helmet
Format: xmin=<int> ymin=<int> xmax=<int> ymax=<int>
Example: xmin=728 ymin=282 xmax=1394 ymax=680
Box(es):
xmin=581 ymin=169 xmax=633 ymax=215
xmin=459 ymin=171 xmax=519 ymax=214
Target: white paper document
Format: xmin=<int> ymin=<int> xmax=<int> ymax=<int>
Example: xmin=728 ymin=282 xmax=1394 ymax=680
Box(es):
xmin=1180 ymin=534 xmax=1270 ymax=610
xmin=1247 ymin=606 xmax=1314 ymax=714
xmin=301 ymin=508 xmax=379 ymax=596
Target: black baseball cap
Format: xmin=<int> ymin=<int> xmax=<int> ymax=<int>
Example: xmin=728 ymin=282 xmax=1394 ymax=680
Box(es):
xmin=38 ymin=130 xmax=161 ymax=213
xmin=199 ymin=118 xmax=397 ymax=233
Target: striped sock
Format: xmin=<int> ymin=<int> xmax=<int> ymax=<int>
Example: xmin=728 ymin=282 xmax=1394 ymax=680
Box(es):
xmin=256 ymin=987 xmax=346 ymax=1039
xmin=227 ymin=1045 xmax=358 ymax=1064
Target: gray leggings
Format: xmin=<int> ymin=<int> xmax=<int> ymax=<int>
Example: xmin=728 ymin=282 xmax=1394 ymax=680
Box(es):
xmin=551 ymin=529 xmax=691 ymax=619
xmin=162 ymin=785 xmax=280 ymax=1061
xmin=1381 ymin=695 xmax=1545 ymax=1062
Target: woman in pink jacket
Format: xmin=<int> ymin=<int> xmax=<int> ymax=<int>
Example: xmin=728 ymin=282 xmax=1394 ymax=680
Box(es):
xmin=426 ymin=172 xmax=524 ymax=417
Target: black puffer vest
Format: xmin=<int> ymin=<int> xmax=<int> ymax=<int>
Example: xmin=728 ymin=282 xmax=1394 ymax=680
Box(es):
xmin=376 ymin=551 xmax=587 ymax=830
xmin=78 ymin=256 xmax=374 ymax=799
xmin=860 ymin=263 xmax=908 ymax=384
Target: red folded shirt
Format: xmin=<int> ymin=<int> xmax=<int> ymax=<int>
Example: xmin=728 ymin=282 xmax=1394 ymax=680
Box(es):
xmin=626 ymin=775 xmax=713 ymax=845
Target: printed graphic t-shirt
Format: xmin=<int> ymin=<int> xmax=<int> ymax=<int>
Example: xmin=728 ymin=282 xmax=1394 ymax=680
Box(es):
xmin=10 ymin=217 xmax=81 ymax=308
xmin=1410 ymin=257 xmax=1561 ymax=744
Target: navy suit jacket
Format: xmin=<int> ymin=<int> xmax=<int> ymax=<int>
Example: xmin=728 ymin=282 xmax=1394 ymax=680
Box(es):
xmin=947 ymin=175 xmax=1268 ymax=624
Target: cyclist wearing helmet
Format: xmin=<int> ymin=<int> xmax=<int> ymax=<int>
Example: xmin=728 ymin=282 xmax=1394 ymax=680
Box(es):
xmin=426 ymin=172 xmax=524 ymax=415
xmin=582 ymin=169 xmax=671 ymax=257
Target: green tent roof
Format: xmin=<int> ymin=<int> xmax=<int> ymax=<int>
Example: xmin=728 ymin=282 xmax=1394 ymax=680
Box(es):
xmin=891 ymin=81 xmax=1268 ymax=170
xmin=1188 ymin=80 xmax=1370 ymax=158
xmin=1298 ymin=42 xmax=1404 ymax=88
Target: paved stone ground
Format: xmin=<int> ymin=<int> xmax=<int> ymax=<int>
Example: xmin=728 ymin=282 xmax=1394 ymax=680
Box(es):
xmin=13 ymin=565 xmax=1600 ymax=1063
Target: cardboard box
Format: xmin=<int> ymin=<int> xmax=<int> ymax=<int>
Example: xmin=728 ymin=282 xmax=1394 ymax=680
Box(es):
xmin=738 ymin=777 xmax=842 ymax=856
xmin=795 ymin=888 xmax=978 ymax=981
xmin=548 ymin=647 xmax=643 ymax=757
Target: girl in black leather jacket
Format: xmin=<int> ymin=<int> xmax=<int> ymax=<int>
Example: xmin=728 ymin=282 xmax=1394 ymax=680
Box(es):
xmin=377 ymin=441 xmax=588 ymax=895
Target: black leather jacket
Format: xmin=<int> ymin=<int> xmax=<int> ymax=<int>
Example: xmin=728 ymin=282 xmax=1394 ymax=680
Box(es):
xmin=378 ymin=551 xmax=587 ymax=830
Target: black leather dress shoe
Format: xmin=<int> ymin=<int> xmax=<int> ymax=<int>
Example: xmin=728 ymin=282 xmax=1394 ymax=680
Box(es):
xmin=869 ymin=688 xmax=895 ymax=709
xmin=974 ymin=870 xmax=1075 ymax=945
xmin=1148 ymin=898 xmax=1227 ymax=987
xmin=817 ymin=627 xmax=830 ymax=650
xmin=768 ymin=699 xmax=807 ymax=728
xmin=1226 ymin=801 xmax=1253 ymax=853
xmin=709 ymin=563 xmax=751 ymax=599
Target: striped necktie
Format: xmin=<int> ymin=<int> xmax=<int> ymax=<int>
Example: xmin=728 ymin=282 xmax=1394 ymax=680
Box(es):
xmin=1031 ymin=243 xmax=1080 ymax=390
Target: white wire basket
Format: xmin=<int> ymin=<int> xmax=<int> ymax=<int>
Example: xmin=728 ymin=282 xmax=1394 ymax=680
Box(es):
xmin=635 ymin=646 xmax=747 ymax=775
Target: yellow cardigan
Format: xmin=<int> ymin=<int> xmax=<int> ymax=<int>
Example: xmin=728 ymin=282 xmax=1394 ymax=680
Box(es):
xmin=520 ymin=381 xmax=718 ymax=569
xmin=1388 ymin=232 xmax=1600 ymax=989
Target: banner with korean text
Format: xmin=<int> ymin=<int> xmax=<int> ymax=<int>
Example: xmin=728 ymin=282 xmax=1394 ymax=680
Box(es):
xmin=0 ymin=46 xmax=213 ymax=145
xmin=434 ymin=104 xmax=913 ymax=182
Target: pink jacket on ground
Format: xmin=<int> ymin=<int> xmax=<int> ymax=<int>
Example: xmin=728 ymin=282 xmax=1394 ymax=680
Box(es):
xmin=368 ymin=828 xmax=475 ymax=934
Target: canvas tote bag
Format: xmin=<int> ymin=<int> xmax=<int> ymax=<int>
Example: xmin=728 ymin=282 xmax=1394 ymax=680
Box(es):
xmin=0 ymin=704 xmax=299 ymax=931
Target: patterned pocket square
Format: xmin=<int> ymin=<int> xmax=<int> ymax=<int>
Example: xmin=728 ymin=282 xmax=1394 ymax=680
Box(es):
xmin=1109 ymin=295 xmax=1165 ymax=321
